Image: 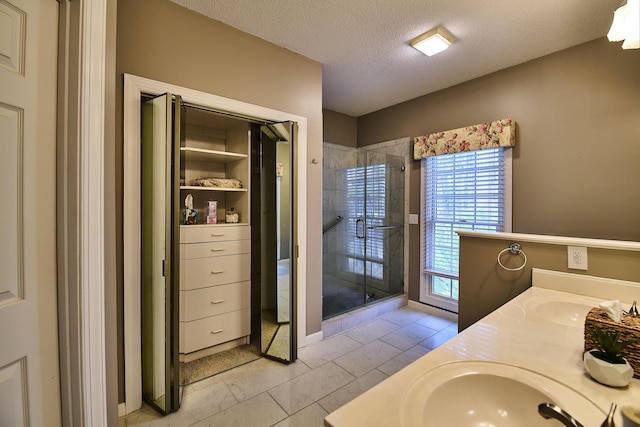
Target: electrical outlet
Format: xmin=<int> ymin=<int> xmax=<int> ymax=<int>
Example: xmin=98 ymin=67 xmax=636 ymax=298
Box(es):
xmin=568 ymin=246 xmax=588 ymax=270
xmin=409 ymin=214 xmax=419 ymax=225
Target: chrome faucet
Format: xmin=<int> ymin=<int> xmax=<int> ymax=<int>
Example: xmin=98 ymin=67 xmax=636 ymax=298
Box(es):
xmin=538 ymin=402 xmax=617 ymax=427
xmin=538 ymin=403 xmax=585 ymax=427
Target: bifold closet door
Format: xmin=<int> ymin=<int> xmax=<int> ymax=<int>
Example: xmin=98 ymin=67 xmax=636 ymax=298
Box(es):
xmin=140 ymin=93 xmax=182 ymax=415
xmin=258 ymin=121 xmax=297 ymax=363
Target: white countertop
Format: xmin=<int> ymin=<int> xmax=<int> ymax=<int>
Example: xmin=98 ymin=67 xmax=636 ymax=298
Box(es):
xmin=324 ymin=270 xmax=640 ymax=427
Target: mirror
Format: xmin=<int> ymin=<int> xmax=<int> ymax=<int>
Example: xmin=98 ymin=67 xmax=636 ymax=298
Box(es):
xmin=255 ymin=122 xmax=297 ymax=362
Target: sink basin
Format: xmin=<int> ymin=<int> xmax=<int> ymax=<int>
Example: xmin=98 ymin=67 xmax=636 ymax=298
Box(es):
xmin=401 ymin=361 xmax=604 ymax=427
xmin=525 ymin=297 xmax=594 ymax=327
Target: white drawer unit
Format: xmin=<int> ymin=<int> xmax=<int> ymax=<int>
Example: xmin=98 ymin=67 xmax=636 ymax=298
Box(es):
xmin=181 ymin=254 xmax=250 ymax=290
xmin=180 ymin=224 xmax=250 ymax=243
xmin=181 ymin=309 xmax=251 ymax=354
xmin=180 ymin=223 xmax=251 ymax=355
xmin=180 ymin=281 xmax=250 ymax=322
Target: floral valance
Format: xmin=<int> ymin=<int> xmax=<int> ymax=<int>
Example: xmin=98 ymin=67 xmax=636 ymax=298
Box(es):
xmin=413 ymin=118 xmax=516 ymax=159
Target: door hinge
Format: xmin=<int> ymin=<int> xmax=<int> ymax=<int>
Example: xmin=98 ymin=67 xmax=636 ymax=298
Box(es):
xmin=162 ymin=259 xmax=169 ymax=277
xmin=295 ymin=245 xmax=299 ymax=258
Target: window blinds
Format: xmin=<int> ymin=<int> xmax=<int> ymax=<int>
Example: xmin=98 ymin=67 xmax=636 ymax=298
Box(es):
xmin=423 ymin=148 xmax=506 ymax=278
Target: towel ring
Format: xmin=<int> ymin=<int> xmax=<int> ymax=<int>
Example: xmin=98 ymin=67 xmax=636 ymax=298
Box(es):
xmin=497 ymin=243 xmax=527 ymax=271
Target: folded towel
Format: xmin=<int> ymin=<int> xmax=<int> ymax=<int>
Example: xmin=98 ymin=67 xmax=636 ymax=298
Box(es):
xmin=599 ymin=300 xmax=623 ymax=322
xmin=190 ymin=177 xmax=243 ymax=189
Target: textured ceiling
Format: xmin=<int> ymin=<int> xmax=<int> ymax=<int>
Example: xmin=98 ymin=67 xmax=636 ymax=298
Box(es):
xmin=169 ymin=0 xmax=621 ymax=117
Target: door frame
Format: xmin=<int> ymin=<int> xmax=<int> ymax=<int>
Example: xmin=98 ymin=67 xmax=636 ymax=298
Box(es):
xmin=57 ymin=0 xmax=111 ymax=425
xmin=123 ymin=73 xmax=308 ymax=414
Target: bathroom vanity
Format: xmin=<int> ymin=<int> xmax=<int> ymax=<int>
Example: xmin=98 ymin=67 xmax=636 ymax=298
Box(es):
xmin=324 ymin=268 xmax=640 ymax=426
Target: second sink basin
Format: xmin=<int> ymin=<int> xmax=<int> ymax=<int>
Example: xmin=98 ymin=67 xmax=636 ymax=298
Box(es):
xmin=400 ymin=361 xmax=604 ymax=427
xmin=525 ymin=297 xmax=595 ymax=327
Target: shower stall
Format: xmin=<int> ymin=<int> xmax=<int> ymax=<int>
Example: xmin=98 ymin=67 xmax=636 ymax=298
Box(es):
xmin=322 ymin=144 xmax=405 ymax=319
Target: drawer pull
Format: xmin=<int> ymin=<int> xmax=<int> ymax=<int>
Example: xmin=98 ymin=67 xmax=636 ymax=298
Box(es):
xmin=210 ymin=329 xmax=224 ymax=334
xmin=210 ymin=248 xmax=225 ymax=252
xmin=210 ymin=270 xmax=225 ymax=274
xmin=211 ymin=299 xmax=225 ymax=304
xmin=210 ymin=233 xmax=225 ymax=237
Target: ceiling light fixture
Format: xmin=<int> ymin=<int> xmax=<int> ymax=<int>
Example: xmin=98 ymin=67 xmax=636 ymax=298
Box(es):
xmin=410 ymin=27 xmax=456 ymax=56
xmin=607 ymin=0 xmax=639 ymax=49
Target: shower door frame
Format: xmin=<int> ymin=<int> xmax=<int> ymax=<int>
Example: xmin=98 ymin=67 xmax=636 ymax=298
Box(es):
xmin=322 ymin=139 xmax=410 ymax=320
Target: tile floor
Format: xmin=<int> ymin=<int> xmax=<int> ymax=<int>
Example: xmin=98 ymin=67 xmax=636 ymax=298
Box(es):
xmin=119 ymin=306 xmax=458 ymax=427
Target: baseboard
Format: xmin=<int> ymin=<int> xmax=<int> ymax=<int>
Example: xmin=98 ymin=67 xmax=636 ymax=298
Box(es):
xmin=302 ymin=330 xmax=323 ymax=347
xmin=408 ymin=300 xmax=458 ymax=323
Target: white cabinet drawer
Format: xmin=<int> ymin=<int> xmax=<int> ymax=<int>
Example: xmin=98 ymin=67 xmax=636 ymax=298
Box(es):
xmin=180 ymin=225 xmax=250 ymax=243
xmin=181 ymin=254 xmax=250 ymax=290
xmin=180 ymin=281 xmax=250 ymax=322
xmin=180 ymin=239 xmax=250 ymax=259
xmin=181 ymin=309 xmax=250 ymax=354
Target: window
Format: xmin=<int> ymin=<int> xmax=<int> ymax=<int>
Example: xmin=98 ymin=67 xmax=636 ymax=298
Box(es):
xmin=420 ymin=148 xmax=512 ymax=312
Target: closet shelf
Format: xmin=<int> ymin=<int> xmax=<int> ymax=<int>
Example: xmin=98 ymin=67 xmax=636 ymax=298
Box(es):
xmin=180 ymin=186 xmax=248 ymax=192
xmin=181 ymin=147 xmax=247 ymax=163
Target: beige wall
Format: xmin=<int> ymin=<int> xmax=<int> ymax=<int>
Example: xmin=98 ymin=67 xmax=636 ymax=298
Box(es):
xmin=355 ymin=38 xmax=640 ymax=303
xmin=459 ymin=236 xmax=640 ymax=330
xmin=115 ymin=0 xmax=323 ymax=402
xmin=323 ymin=109 xmax=357 ymax=147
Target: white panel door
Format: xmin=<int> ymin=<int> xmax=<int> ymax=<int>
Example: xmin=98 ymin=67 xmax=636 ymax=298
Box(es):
xmin=0 ymin=0 xmax=61 ymax=425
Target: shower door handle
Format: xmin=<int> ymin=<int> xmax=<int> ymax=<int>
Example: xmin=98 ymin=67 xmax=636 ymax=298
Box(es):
xmin=367 ymin=224 xmax=403 ymax=230
xmin=356 ymin=217 xmax=366 ymax=239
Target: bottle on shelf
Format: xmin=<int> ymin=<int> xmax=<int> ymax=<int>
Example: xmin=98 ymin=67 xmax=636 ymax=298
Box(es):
xmin=205 ymin=200 xmax=217 ymax=224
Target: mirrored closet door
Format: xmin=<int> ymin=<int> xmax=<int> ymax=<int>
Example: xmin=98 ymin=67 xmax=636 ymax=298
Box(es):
xmin=257 ymin=122 xmax=297 ymax=362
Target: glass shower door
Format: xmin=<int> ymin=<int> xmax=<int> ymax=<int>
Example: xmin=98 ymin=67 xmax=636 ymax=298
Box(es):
xmin=361 ymin=151 xmax=405 ymax=303
xmin=322 ymin=148 xmax=404 ymax=319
